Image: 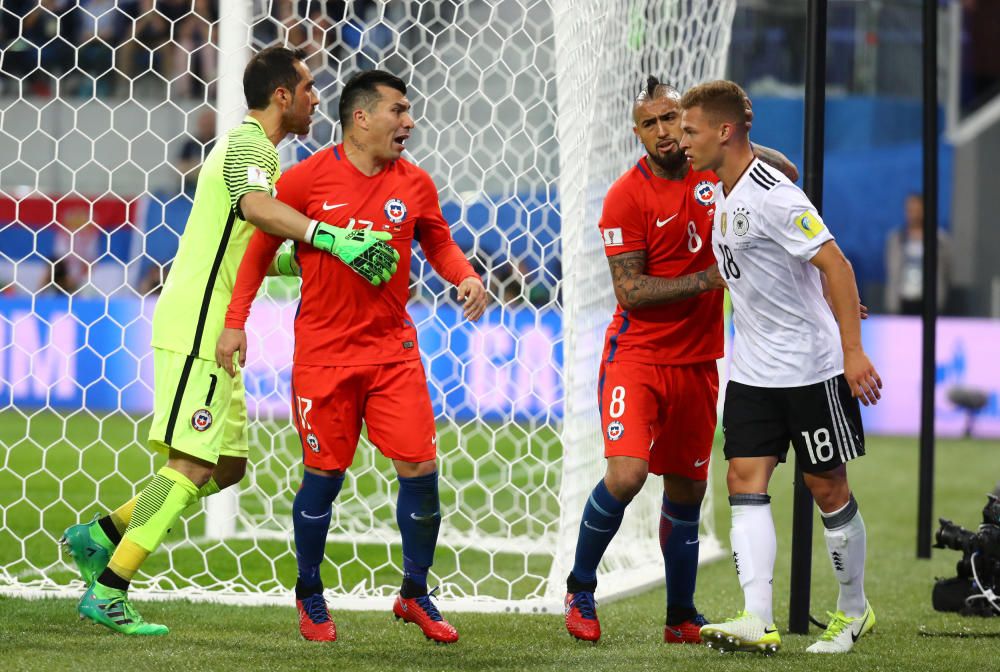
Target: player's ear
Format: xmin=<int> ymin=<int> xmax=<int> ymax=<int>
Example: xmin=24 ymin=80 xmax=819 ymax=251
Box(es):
xmin=352 ymin=107 xmax=367 ymax=130
xmin=272 ymin=86 xmax=292 ymax=110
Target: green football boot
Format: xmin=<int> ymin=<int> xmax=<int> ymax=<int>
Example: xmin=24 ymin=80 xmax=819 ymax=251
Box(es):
xmin=60 ymin=515 xmax=115 ymax=584
xmin=78 ymin=582 xmax=169 ymax=636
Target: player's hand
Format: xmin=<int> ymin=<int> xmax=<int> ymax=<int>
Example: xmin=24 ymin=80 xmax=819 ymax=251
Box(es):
xmin=274 ymin=251 xmax=300 ymax=277
xmin=457 ymin=276 xmax=488 ymax=322
xmin=215 ymin=328 xmax=246 ymax=378
xmin=844 ymin=347 xmax=882 ymax=406
xmin=706 ymin=263 xmax=728 ymax=290
xmin=859 ymin=301 xmax=869 ymax=320
xmin=310 ymin=222 xmax=400 ymax=285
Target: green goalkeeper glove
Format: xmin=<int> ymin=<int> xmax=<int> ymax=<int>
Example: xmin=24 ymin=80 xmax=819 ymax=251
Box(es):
xmin=308 ymin=221 xmax=400 ymax=285
xmin=274 ymin=251 xmax=299 ymax=277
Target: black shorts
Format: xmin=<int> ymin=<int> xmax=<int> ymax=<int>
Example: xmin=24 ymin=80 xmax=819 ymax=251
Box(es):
xmin=722 ymin=375 xmax=865 ymax=474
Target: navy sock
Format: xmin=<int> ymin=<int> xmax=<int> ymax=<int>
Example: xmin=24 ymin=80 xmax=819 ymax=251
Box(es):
xmin=293 ymin=471 xmax=344 ymax=588
xmin=660 ymin=495 xmax=701 ymax=622
xmin=570 ymin=479 xmax=627 ymax=586
xmin=396 ymin=471 xmax=440 ymax=597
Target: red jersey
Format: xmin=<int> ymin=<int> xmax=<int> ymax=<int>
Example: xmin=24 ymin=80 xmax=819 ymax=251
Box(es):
xmin=226 ymin=144 xmax=477 ymax=366
xmin=597 ymin=157 xmax=723 ymax=365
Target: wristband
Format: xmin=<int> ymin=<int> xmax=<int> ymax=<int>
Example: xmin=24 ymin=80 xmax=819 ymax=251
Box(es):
xmin=304 ymin=219 xmax=319 ymax=243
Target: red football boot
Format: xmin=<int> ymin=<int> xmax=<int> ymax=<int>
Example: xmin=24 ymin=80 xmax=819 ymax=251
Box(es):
xmin=564 ymin=592 xmax=600 ymax=642
xmin=664 ymin=613 xmax=709 ymax=644
xmin=297 ymin=592 xmax=337 ymax=642
xmin=393 ymin=588 xmax=459 ymax=644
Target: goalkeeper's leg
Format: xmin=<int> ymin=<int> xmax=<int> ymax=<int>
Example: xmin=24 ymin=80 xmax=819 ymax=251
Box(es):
xmin=79 ymin=450 xmax=210 ymax=636
xmin=63 ymin=457 xmax=246 ymax=585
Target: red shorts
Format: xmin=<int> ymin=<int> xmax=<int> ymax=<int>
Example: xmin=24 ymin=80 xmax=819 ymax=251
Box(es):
xmin=598 ymin=359 xmax=719 ymax=479
xmin=290 ymin=360 xmax=437 ymax=471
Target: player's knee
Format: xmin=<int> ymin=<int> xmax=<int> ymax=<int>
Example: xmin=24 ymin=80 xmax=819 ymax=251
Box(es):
xmin=725 ymin=457 xmax=774 ymax=495
xmin=664 ymin=475 xmax=707 ymax=505
xmin=167 ymin=450 xmax=215 ymax=488
xmin=804 ymin=467 xmax=850 ymax=513
xmin=213 ymin=458 xmax=248 ymax=490
xmin=604 ymin=463 xmax=647 ymax=502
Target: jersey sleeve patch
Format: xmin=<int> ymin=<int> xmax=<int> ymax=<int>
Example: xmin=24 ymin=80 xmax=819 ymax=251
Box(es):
xmin=603 ymin=227 xmax=624 ymax=247
xmin=794 ymin=211 xmax=826 ymax=240
xmin=224 ymin=133 xmax=280 ymax=213
xmin=246 ymin=165 xmax=271 ymax=189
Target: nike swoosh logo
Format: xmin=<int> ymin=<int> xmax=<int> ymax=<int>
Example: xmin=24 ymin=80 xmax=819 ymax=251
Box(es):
xmin=410 ymin=512 xmax=438 ymax=521
xmin=694 ymin=457 xmax=709 ymax=468
xmin=685 ymin=539 xmax=700 ymax=545
xmin=583 ymin=520 xmax=611 ymax=533
xmin=322 ymin=202 xmax=348 ymax=210
xmin=300 ymin=511 xmax=330 ymax=520
xmin=851 ymin=613 xmax=870 ymax=642
xmin=764 ymin=627 xmax=778 ymax=634
xmin=656 ymin=214 xmax=678 ymax=228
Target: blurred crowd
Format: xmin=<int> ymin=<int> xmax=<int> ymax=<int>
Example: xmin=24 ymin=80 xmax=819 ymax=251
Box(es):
xmin=0 ymin=1 xmax=400 ymax=99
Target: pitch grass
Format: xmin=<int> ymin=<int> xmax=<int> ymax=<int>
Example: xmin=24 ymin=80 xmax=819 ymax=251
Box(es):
xmin=3 ymin=432 xmax=1000 ymax=670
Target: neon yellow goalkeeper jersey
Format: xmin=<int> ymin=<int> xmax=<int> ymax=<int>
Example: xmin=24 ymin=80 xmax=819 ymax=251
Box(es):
xmin=151 ymin=116 xmax=281 ymax=361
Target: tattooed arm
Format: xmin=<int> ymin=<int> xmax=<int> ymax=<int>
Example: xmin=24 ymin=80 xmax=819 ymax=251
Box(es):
xmin=752 ymin=144 xmax=799 ymax=183
xmin=608 ymin=250 xmax=726 ymax=310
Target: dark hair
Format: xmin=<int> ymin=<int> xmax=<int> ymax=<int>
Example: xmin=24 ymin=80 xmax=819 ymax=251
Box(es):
xmin=243 ymin=46 xmax=308 ymax=110
xmin=635 ymin=75 xmax=680 ymax=105
xmin=680 ymin=79 xmax=748 ymax=125
xmin=338 ymin=70 xmax=407 ymax=129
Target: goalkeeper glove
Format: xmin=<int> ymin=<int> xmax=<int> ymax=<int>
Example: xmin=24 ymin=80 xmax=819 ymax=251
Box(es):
xmin=307 ymin=221 xmax=400 ymax=285
xmin=274 ymin=251 xmax=299 ymax=277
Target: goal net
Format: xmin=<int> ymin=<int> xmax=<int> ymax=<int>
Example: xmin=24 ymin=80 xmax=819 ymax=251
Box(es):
xmin=0 ymin=0 xmax=734 ymax=612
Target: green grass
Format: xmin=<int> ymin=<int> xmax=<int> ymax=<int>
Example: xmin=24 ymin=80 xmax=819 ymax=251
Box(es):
xmin=0 ymin=410 xmax=562 ymax=600
xmin=3 ymin=412 xmax=1000 ymax=670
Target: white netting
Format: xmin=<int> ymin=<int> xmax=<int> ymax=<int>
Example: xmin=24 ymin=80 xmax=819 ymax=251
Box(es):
xmin=0 ymin=0 xmax=732 ymax=612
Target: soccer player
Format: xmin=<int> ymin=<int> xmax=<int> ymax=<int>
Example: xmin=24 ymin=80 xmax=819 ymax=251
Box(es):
xmin=679 ymin=80 xmax=881 ymax=654
xmin=219 ymin=69 xmax=487 ymax=644
xmin=563 ymin=77 xmax=797 ymax=644
xmin=60 ymin=47 xmax=399 ymax=636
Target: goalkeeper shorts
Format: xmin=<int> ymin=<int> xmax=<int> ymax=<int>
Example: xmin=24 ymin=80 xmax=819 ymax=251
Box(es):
xmin=148 ymin=347 xmax=249 ymax=464
xmin=598 ymin=359 xmax=718 ymax=479
xmin=290 ymin=359 xmax=437 ymax=471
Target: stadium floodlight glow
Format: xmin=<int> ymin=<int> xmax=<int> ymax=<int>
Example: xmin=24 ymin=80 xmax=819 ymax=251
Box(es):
xmin=0 ymin=0 xmax=733 ymax=613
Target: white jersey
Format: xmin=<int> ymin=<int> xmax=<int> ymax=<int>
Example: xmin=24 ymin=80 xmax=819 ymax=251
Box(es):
xmin=712 ymin=158 xmax=842 ymax=387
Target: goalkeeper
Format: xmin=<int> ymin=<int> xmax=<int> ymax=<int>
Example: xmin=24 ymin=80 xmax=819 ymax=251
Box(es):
xmin=60 ymin=47 xmax=399 ymax=636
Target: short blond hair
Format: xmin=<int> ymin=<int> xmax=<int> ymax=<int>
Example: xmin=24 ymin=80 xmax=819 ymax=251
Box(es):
xmin=680 ymin=80 xmax=747 ymax=126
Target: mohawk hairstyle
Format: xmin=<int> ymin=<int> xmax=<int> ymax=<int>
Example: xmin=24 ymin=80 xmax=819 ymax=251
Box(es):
xmin=635 ymin=75 xmax=680 ymax=106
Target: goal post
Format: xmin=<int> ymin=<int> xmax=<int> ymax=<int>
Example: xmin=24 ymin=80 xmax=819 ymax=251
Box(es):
xmin=0 ymin=0 xmax=735 ymax=613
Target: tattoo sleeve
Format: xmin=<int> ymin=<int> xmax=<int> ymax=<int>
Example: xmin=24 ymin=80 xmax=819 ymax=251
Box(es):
xmin=752 ymin=144 xmax=799 ymax=182
xmin=608 ymin=250 xmax=713 ymax=309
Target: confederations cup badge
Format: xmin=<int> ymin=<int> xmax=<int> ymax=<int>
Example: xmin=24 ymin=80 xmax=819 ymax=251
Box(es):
xmin=693 ymin=180 xmax=716 ymax=206
xmin=191 ymin=408 xmax=213 ymax=432
xmin=384 ymin=198 xmax=407 ymax=223
xmin=606 ymin=420 xmax=624 ymax=442
xmin=306 ymin=433 xmax=320 ymax=452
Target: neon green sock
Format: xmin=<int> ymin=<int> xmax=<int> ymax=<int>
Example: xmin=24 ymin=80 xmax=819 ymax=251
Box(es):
xmin=120 ymin=466 xmax=199 ymax=556
xmin=197 ymin=477 xmax=221 ymax=500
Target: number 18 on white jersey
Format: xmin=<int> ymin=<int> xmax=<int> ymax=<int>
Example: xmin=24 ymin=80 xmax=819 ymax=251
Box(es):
xmin=712 ymin=159 xmax=842 ymax=388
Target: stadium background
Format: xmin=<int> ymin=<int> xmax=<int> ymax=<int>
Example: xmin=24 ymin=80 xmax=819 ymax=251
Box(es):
xmin=2 ymin=1 xmax=1000 ymax=668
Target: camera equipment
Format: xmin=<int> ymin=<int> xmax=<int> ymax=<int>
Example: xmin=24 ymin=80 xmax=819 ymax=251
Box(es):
xmin=932 ymin=495 xmax=1000 ymax=617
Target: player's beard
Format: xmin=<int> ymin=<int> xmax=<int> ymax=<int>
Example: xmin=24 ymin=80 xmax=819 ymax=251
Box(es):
xmin=648 ymin=146 xmax=688 ymax=176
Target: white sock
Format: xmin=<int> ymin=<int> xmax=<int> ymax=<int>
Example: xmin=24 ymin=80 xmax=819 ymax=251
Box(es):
xmin=820 ymin=494 xmax=867 ymax=618
xmin=729 ymin=494 xmax=776 ymax=625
